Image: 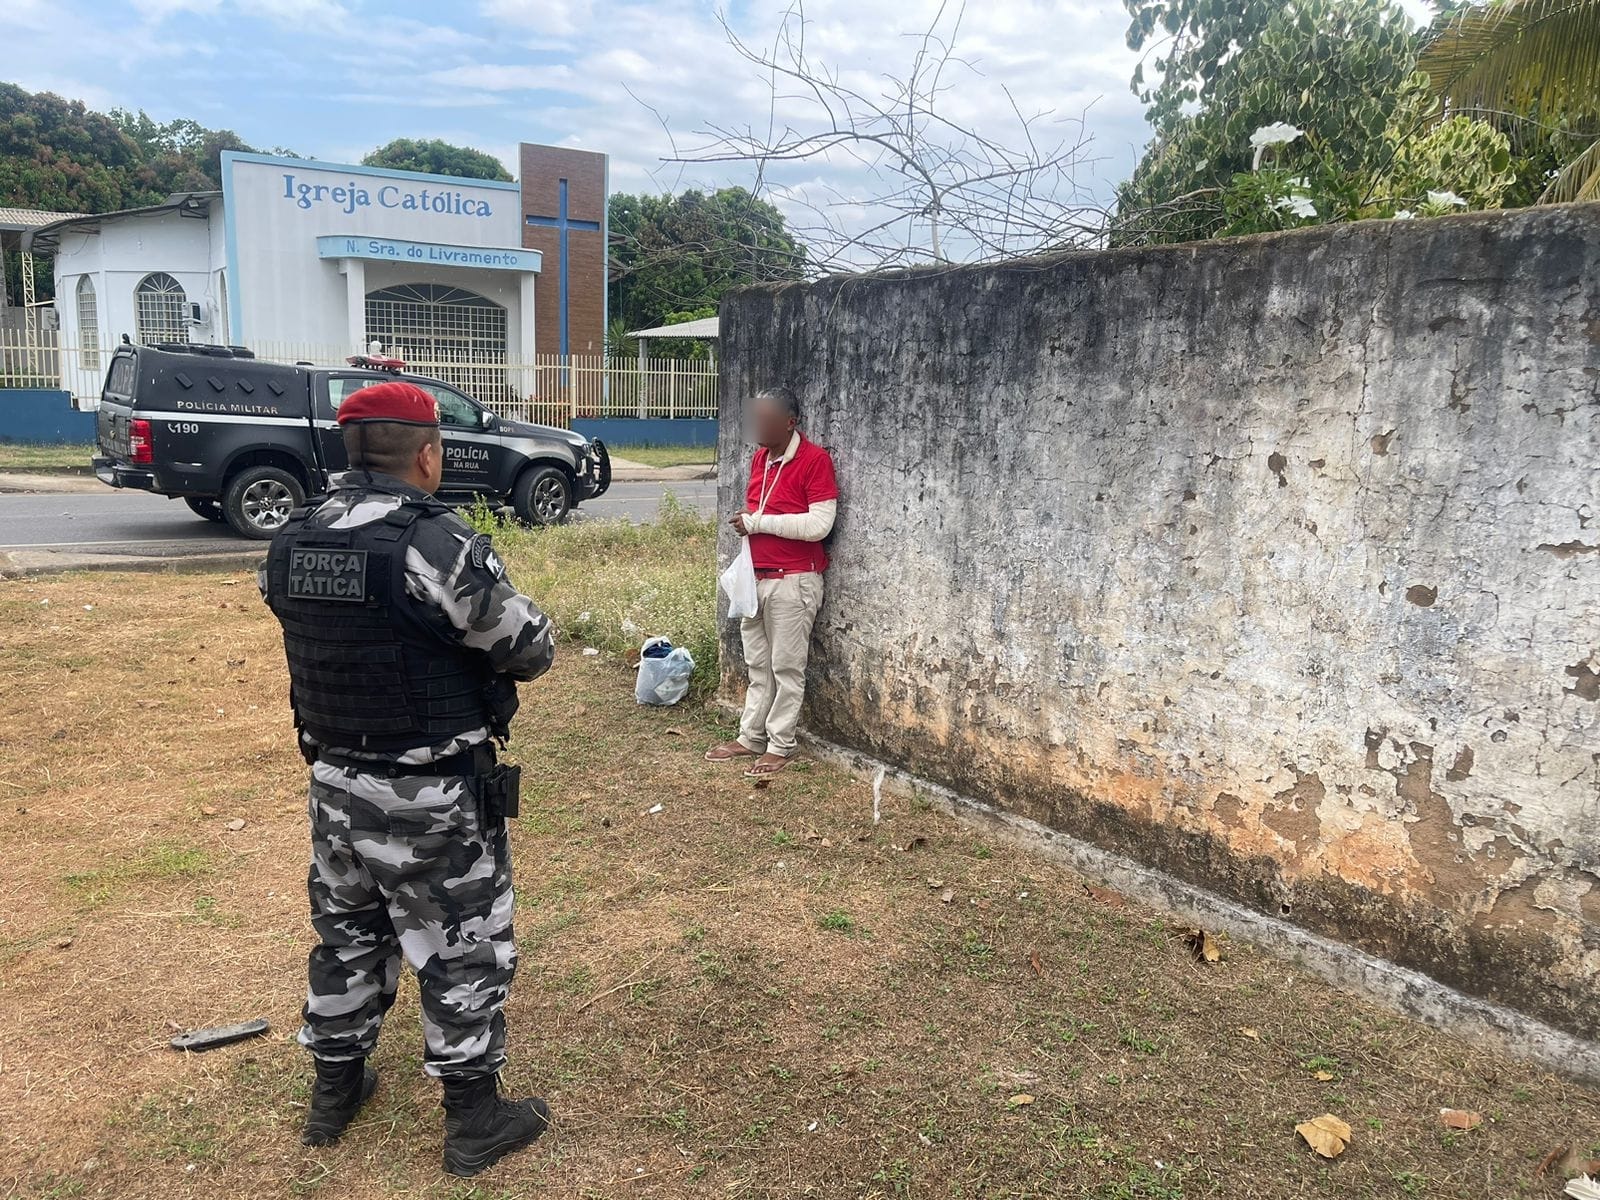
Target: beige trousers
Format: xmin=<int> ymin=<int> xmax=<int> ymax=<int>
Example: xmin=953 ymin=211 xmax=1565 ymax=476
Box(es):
xmin=737 ymin=571 xmax=825 ymax=757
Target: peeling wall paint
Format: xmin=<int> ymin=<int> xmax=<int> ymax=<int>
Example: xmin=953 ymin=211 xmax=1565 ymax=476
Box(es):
xmin=717 ymin=205 xmax=1600 ymax=1041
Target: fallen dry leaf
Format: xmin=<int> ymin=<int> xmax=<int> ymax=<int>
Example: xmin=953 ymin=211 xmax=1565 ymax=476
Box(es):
xmin=899 ymin=836 xmax=928 ymax=852
xmin=926 ymin=877 xmax=944 ymax=889
xmin=819 ymin=837 xmax=833 ymax=848
xmin=1183 ymin=927 xmax=1222 ymax=963
xmin=1028 ymin=949 xmax=1044 ymax=977
xmin=939 ymin=889 xmax=954 ymax=904
xmin=1537 ymin=1144 xmax=1573 ymax=1179
xmin=1240 ymin=1027 xmax=1261 ymax=1041
xmin=200 ymin=805 xmax=218 ymax=817
xmin=1008 ymin=1093 xmax=1035 ymax=1107
xmin=1296 ymin=1113 xmax=1352 ymax=1159
xmin=1534 ymin=1145 xmax=1600 ymax=1179
xmin=664 ymin=728 xmax=684 ymax=738
xmin=1439 ymin=1108 xmax=1482 ymax=1131
xmin=1083 ymin=883 xmax=1126 ymax=908
xmin=1314 ymin=1071 xmax=1336 ymax=1082
xmin=52 ymin=937 xmax=73 ymax=950
xmin=225 ymin=818 xmax=246 ymax=832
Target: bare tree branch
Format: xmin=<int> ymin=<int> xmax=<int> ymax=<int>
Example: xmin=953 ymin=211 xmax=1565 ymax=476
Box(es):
xmin=661 ymin=1 xmax=1110 ymax=274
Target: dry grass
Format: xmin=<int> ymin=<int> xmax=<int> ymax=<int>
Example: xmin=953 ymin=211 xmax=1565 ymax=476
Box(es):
xmin=0 ymin=443 xmax=96 ymax=472
xmin=468 ymin=498 xmax=719 ymax=695
xmin=1 ymin=569 xmax=1597 ymax=1200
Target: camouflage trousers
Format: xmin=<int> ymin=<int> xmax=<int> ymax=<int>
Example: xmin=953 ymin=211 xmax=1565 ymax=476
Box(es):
xmin=300 ymin=761 xmax=517 ymax=1078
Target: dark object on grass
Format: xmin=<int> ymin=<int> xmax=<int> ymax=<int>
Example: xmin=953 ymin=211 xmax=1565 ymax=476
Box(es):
xmin=169 ymin=1017 xmax=271 ymax=1052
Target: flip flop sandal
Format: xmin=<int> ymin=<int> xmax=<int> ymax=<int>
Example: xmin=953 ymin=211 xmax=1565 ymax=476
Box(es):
xmin=744 ymin=758 xmax=792 ymax=777
xmin=704 ymin=744 xmax=759 ymax=762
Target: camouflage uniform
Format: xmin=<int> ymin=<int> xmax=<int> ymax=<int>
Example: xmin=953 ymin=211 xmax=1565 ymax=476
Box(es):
xmin=261 ymin=471 xmax=553 ymax=1079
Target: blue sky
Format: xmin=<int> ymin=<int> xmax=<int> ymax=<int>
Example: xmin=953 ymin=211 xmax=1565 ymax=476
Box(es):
xmin=12 ymin=0 xmax=1153 ymax=199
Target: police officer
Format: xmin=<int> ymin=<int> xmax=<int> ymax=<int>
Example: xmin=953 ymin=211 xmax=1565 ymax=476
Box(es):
xmin=260 ymin=380 xmax=554 ymax=1177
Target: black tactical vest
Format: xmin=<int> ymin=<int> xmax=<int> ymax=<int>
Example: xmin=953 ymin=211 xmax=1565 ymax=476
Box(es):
xmin=264 ymin=498 xmax=499 ymax=755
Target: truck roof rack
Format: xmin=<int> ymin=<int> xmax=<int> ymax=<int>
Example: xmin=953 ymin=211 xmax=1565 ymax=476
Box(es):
xmin=146 ymin=342 xmax=256 ymax=360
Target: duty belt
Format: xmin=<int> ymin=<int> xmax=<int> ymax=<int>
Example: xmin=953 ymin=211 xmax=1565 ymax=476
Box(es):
xmin=315 ymin=745 xmax=493 ymax=778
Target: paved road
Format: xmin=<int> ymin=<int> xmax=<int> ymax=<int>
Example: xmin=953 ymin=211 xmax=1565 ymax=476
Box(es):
xmin=0 ymin=480 xmax=718 ymax=557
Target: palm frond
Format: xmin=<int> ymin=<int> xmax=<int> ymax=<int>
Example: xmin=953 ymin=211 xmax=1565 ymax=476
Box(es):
xmin=1418 ymin=0 xmax=1600 ymax=121
xmin=1540 ymin=134 xmax=1600 ymax=201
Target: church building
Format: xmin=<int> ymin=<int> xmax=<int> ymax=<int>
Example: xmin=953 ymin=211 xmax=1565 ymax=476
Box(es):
xmin=31 ymin=143 xmax=607 ymax=397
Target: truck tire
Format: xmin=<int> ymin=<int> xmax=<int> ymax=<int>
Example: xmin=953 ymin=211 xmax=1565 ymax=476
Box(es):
xmin=184 ymin=497 xmax=227 ymax=523
xmin=223 ymin=465 xmax=304 ymax=540
xmin=512 ymin=465 xmax=572 ymax=526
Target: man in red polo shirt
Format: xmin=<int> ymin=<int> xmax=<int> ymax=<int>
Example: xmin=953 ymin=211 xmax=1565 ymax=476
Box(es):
xmin=705 ymin=386 xmax=838 ymax=776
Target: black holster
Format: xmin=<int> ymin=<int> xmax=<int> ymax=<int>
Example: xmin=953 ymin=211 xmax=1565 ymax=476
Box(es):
xmin=479 ymin=762 xmax=521 ymax=820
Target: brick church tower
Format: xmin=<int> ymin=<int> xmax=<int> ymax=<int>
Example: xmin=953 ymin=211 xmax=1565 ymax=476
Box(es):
xmin=519 ymin=144 xmax=607 ymax=358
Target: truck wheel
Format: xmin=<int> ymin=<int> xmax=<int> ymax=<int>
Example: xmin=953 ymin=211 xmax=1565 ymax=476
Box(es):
xmin=184 ymin=497 xmax=227 ymax=523
xmin=512 ymin=466 xmax=572 ymax=526
xmin=224 ymin=466 xmax=304 ymax=540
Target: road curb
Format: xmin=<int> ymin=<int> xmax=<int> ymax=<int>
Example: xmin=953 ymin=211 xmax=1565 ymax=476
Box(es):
xmin=608 ymin=466 xmax=716 ymax=483
xmin=0 ymin=549 xmax=263 ymax=580
xmin=0 ymin=472 xmax=107 ymax=495
xmin=0 ymin=469 xmax=714 ymax=492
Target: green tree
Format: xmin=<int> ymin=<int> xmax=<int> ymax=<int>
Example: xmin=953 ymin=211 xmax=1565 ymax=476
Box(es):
xmin=361 ymin=138 xmax=511 ymax=181
xmin=1418 ymin=0 xmax=1600 ymax=202
xmin=0 ymin=83 xmax=149 ymax=214
xmin=1116 ymin=0 xmax=1421 ymax=243
xmin=1113 ymin=0 xmax=1545 ymax=243
xmin=110 ymin=109 xmax=257 ymax=196
xmin=607 ymin=187 xmax=803 ymax=345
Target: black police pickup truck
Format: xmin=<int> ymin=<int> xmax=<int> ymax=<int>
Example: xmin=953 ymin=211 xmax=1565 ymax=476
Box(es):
xmin=92 ymin=343 xmax=610 ymax=539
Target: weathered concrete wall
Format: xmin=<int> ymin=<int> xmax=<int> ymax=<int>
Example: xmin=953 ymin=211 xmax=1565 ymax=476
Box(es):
xmin=717 ymin=206 xmax=1600 ymax=1042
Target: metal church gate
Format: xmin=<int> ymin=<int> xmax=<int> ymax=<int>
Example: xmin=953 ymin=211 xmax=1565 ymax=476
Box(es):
xmin=364 ymin=283 xmax=511 ymax=402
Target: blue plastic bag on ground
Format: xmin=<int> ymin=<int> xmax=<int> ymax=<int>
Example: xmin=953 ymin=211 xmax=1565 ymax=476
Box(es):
xmin=635 ymin=636 xmax=695 ymax=706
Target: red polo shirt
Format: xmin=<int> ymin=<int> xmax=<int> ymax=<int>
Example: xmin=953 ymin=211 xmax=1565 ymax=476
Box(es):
xmin=746 ymin=433 xmax=838 ymax=573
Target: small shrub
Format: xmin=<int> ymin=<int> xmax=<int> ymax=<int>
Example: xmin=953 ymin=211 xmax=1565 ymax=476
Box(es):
xmin=484 ymin=496 xmax=719 ymax=697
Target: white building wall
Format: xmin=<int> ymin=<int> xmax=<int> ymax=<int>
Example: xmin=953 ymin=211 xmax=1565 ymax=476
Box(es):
xmin=47 ymin=156 xmax=539 ymax=376
xmin=51 ymin=211 xmax=219 ymax=351
xmin=223 ymin=154 xmax=525 ymax=352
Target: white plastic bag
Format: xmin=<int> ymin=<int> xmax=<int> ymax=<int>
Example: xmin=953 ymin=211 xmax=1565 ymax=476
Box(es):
xmin=635 ymin=637 xmax=695 ymax=706
xmin=718 ymin=537 xmax=759 ymax=620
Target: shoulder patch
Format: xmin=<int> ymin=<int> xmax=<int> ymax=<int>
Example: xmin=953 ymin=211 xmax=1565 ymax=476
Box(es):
xmin=470 ymin=533 xmax=496 ymax=571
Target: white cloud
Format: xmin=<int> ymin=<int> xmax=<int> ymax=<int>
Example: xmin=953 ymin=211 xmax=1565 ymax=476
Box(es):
xmin=425 ymin=63 xmax=579 ymax=91
xmin=331 ymin=91 xmax=511 ymax=110
xmin=130 ymin=0 xmax=221 ymax=17
xmin=479 ymin=0 xmax=593 ymax=37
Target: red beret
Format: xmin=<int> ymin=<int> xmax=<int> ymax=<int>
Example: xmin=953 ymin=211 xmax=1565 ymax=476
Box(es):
xmin=337 ymin=381 xmax=440 ymax=427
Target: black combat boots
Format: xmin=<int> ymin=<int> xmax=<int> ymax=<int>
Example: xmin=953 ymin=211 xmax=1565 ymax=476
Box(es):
xmin=440 ymin=1073 xmax=550 ymax=1177
xmin=301 ymin=1056 xmax=378 ymax=1146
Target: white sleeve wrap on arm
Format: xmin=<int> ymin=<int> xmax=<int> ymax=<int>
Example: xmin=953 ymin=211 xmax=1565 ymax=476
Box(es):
xmin=748 ymin=499 xmax=836 ymax=542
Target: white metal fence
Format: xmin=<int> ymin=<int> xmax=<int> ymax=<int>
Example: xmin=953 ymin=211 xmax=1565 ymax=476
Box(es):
xmin=0 ymin=327 xmax=107 ymax=401
xmin=0 ymin=331 xmax=719 ymax=428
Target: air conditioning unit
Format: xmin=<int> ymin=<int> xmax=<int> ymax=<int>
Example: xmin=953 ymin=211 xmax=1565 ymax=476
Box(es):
xmin=188 ymin=301 xmax=207 ymax=325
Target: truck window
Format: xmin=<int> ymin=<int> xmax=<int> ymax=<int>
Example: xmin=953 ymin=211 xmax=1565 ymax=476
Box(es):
xmin=105 ymin=355 xmax=137 ymax=398
xmin=326 ymin=376 xmax=372 ymax=414
xmin=414 ymin=383 xmax=482 ymax=428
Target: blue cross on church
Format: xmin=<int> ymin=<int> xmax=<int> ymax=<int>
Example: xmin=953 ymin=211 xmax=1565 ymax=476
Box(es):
xmin=526 ymin=178 xmax=600 ymax=356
